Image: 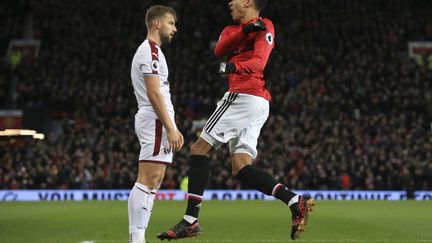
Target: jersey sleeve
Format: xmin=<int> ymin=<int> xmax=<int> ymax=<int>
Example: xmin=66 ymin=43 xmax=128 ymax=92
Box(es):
xmin=214 ymin=27 xmax=248 ymax=58
xmin=139 ymin=44 xmax=160 ymax=75
xmin=234 ymin=20 xmax=275 ymax=74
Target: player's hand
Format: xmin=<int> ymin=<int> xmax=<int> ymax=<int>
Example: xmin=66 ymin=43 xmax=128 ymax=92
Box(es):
xmin=177 ymin=131 xmax=184 ymax=151
xmin=242 ymin=19 xmax=266 ymax=35
xmin=214 ymin=61 xmax=236 ymax=74
xmin=167 ymin=129 xmax=183 ymax=152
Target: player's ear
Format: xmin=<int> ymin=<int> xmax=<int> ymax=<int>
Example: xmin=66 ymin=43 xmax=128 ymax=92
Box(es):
xmin=154 ymin=19 xmax=162 ymax=30
xmin=244 ymin=0 xmax=253 ymax=8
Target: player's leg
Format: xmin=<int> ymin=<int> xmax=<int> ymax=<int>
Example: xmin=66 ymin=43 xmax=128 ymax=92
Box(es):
xmin=128 ymin=162 xmax=166 ymax=243
xmin=232 ymin=153 xmax=298 ymax=206
xmin=156 ymin=138 xmax=213 ymax=240
xmin=157 ymin=92 xmax=238 ymax=240
xmin=228 ymin=94 xmax=297 ymax=204
xmin=183 ymin=138 xmax=214 ymax=223
xmin=232 ymin=147 xmax=315 ymax=240
xmin=182 ymin=92 xmax=240 ymax=224
xmin=229 ymin=94 xmax=315 ymax=240
xmin=130 ymin=115 xmax=173 ymax=243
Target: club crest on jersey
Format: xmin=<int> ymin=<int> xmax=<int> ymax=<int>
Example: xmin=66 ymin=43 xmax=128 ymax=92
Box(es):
xmin=265 ymin=32 xmax=273 ymax=45
xmin=151 ymin=60 xmax=159 ymax=71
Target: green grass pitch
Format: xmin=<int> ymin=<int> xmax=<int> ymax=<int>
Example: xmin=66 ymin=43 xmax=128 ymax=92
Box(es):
xmin=1 ymin=200 xmax=431 ymax=243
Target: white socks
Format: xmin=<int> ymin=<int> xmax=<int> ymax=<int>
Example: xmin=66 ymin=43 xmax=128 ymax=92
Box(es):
xmin=288 ymin=195 xmax=299 ymax=207
xmin=128 ymin=182 xmax=156 ymax=243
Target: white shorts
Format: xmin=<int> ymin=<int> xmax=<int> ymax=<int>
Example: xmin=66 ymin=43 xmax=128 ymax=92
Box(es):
xmin=135 ymin=113 xmax=174 ymax=164
xmin=200 ymin=92 xmax=269 ymax=159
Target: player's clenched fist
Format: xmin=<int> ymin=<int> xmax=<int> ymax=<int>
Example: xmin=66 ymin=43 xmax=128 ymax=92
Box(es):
xmin=242 ymin=19 xmax=266 ymax=35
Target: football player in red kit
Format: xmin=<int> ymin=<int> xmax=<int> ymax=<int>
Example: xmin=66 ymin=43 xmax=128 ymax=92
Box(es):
xmin=158 ymin=0 xmax=315 ymax=240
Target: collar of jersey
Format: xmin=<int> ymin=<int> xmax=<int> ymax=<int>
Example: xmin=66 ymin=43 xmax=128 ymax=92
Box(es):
xmin=147 ymin=39 xmax=159 ymax=48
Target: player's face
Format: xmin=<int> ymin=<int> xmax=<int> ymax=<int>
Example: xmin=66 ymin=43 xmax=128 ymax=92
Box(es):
xmin=229 ymin=0 xmax=247 ymax=23
xmin=160 ymin=13 xmax=177 ymax=44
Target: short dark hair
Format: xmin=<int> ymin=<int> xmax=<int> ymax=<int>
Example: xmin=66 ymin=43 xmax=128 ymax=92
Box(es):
xmin=254 ymin=0 xmax=267 ymax=11
xmin=145 ymin=5 xmax=177 ymax=28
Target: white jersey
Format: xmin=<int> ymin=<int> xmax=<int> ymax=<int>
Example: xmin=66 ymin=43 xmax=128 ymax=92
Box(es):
xmin=131 ymin=39 xmax=174 ymax=118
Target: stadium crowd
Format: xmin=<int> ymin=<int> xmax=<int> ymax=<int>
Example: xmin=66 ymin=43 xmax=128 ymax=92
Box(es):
xmin=1 ymin=0 xmax=431 ymax=191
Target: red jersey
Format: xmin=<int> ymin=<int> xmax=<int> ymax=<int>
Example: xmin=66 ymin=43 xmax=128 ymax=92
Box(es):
xmin=214 ymin=17 xmax=275 ymax=101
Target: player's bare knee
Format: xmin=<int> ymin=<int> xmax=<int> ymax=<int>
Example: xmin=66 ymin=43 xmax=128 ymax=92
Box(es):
xmin=231 ymin=154 xmax=252 ymax=176
xmin=189 ymin=143 xmax=200 ymax=155
xmin=137 ymin=172 xmax=163 ymax=189
xmin=190 ymin=139 xmax=213 ymax=156
xmin=155 ymin=174 xmax=164 ymax=188
xmin=151 ymin=175 xmax=163 ymax=189
xmin=232 ymin=167 xmax=239 ymax=177
xmin=231 ymin=161 xmax=248 ymax=176
xmin=231 ymin=164 xmax=247 ymax=177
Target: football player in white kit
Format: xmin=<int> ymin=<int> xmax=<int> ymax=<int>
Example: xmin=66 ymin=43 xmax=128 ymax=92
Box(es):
xmin=128 ymin=5 xmax=183 ymax=243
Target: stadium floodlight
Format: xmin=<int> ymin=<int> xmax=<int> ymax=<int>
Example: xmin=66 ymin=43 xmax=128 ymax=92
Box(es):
xmin=0 ymin=129 xmax=45 ymax=140
xmin=33 ymin=133 xmax=45 ymax=140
